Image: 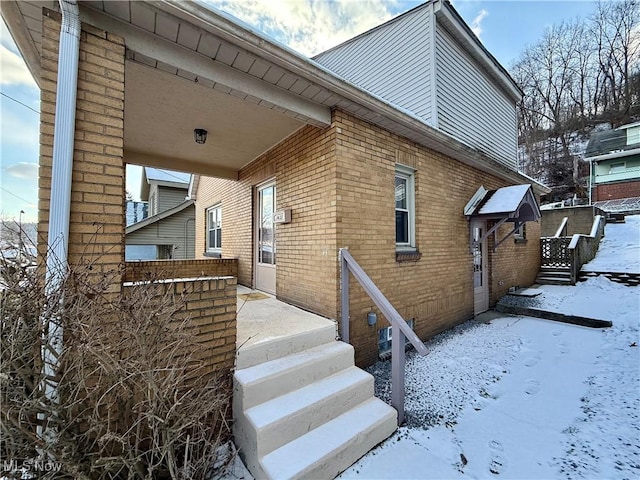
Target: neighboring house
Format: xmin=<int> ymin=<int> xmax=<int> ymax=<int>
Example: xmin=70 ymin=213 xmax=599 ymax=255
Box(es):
xmin=125 ymin=167 xmax=195 ymax=260
xmin=586 ymin=122 xmax=640 ymax=203
xmin=191 ymin=0 xmax=548 ymax=366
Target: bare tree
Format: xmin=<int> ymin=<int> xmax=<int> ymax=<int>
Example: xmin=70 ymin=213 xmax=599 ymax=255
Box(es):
xmin=592 ymin=0 xmax=640 ymax=125
xmin=512 ymin=0 xmax=640 ymax=196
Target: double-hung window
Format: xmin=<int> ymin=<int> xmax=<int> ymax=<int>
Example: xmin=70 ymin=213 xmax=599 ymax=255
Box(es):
xmin=206 ymin=205 xmax=222 ymax=253
xmin=395 ymin=165 xmax=415 ymax=249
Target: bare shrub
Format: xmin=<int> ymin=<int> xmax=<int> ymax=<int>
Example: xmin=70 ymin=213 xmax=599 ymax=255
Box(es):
xmin=1 ymin=226 xmax=233 ymax=479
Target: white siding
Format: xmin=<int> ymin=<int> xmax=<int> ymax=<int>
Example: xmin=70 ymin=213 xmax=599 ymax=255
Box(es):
xmin=314 ymin=5 xmax=435 ymax=125
xmin=434 ymin=25 xmax=517 ymax=169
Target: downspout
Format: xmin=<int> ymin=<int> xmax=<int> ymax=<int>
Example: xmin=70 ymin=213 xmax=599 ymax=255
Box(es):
xmin=588 ymin=160 xmax=593 ymax=205
xmin=39 ymin=0 xmax=80 ymax=443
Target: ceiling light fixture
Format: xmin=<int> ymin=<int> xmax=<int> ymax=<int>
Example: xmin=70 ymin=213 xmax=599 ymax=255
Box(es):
xmin=194 ymin=128 xmax=208 ymax=144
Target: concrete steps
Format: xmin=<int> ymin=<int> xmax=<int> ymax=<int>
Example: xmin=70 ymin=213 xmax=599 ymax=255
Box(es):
xmin=536 ymin=266 xmax=572 ymax=285
xmin=233 ymin=325 xmax=397 ymax=479
xmin=261 ymin=398 xmax=397 ymax=480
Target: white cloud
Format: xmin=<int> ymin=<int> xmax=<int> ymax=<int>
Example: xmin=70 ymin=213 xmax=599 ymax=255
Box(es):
xmin=205 ymin=0 xmax=397 ymax=56
xmin=4 ymin=162 xmax=38 ymax=180
xmin=0 ymin=43 xmax=37 ymax=87
xmin=470 ymin=8 xmax=488 ymax=39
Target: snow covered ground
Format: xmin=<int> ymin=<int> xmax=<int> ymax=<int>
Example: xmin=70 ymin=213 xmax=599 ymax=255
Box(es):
xmin=583 ymin=214 xmax=640 ymax=274
xmin=339 ymin=216 xmax=639 ymax=480
xmin=222 ymin=216 xmax=639 ymax=479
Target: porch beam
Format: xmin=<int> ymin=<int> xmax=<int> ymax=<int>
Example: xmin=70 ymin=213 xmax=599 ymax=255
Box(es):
xmin=78 ymin=6 xmax=332 ymax=128
xmin=125 ymin=150 xmax=239 ymax=180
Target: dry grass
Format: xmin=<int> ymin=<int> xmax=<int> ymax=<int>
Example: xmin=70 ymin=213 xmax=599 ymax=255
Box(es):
xmin=1 ymin=224 xmax=233 ymax=479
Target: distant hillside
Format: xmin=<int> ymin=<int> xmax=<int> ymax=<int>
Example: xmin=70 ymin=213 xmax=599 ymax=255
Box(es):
xmin=510 ymin=0 xmax=639 ymax=201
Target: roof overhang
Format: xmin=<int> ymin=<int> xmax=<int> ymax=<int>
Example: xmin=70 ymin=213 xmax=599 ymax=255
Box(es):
xmin=433 ymin=0 xmax=522 ymax=103
xmin=585 ymin=147 xmax=640 ymax=163
xmin=465 ymin=184 xmax=541 ymax=250
xmin=126 ymin=199 xmax=194 ymax=234
xmin=2 ymin=0 xmax=543 ymax=189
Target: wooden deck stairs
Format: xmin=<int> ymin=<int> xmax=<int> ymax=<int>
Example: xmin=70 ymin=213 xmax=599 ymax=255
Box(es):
xmin=535 ymin=266 xmax=572 ymax=285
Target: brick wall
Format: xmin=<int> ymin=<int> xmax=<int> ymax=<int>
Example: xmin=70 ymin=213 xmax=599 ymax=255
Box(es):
xmin=488 ymin=220 xmax=541 ymax=304
xmin=123 ymin=276 xmax=237 ymax=378
xmin=39 ymin=10 xmax=125 ymax=289
xmin=195 ymin=110 xmax=542 ymax=367
xmin=124 ymin=258 xmax=238 ymax=282
xmin=195 ymin=125 xmax=338 ymax=318
xmin=595 ymin=181 xmax=640 ymax=201
xmin=333 ymin=111 xmax=540 ymax=365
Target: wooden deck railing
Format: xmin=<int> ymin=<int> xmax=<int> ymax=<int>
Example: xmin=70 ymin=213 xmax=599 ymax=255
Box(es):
xmin=541 ymin=215 xmax=606 ymax=284
xmin=339 ymin=249 xmax=427 ymax=425
xmin=540 ymin=237 xmax=572 ymax=268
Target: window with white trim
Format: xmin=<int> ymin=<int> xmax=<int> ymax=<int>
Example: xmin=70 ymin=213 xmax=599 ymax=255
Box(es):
xmin=395 ymin=165 xmax=416 ymax=249
xmin=206 ymin=205 xmax=222 ymax=253
xmin=514 ymin=223 xmax=527 ymax=243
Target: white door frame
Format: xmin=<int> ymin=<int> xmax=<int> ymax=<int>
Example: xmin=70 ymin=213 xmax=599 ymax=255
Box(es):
xmin=254 ymin=180 xmax=276 ymax=294
xmin=472 ymin=219 xmax=489 ymax=315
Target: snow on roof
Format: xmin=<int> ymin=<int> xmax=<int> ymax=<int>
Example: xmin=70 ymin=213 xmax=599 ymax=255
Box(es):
xmin=478 ymin=184 xmax=532 ymax=215
xmin=144 ymin=167 xmax=191 ymax=185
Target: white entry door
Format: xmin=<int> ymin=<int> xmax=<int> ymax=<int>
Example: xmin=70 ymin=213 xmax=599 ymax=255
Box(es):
xmin=255 ymin=181 xmax=276 ymax=294
xmin=472 ymin=220 xmax=489 ymax=315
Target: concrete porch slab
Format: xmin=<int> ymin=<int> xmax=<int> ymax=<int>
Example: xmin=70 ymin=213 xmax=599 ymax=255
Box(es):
xmin=236 ymin=286 xmax=337 ymax=369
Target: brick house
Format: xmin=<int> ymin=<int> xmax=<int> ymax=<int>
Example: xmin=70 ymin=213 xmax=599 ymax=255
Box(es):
xmin=586 ymin=122 xmax=640 ymax=203
xmin=189 ymin=1 xmax=548 ymax=366
xmin=3 ymin=0 xmax=550 ymax=475
xmin=2 ymin=0 xmax=547 ymax=366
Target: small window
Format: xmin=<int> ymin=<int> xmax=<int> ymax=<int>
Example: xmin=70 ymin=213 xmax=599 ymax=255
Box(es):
xmin=514 ymin=223 xmax=527 ymax=243
xmin=206 ymin=205 xmax=222 ymax=253
xmin=395 ymin=165 xmax=415 ymax=249
xmin=378 ymin=319 xmax=415 ymax=358
xmin=609 ymin=162 xmax=626 ymax=174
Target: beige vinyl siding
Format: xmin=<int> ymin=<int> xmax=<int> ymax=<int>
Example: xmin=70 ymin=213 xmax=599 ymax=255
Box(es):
xmin=434 ymin=25 xmax=517 ymax=169
xmin=126 ymin=205 xmax=195 ymax=259
xmin=157 ymin=185 xmax=189 ymax=213
xmin=314 ymin=5 xmax=435 ymax=125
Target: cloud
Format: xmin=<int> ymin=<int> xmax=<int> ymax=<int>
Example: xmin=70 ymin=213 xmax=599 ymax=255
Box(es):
xmin=470 ymin=8 xmax=488 ymax=39
xmin=205 ymin=0 xmax=397 ymax=56
xmin=0 ymin=43 xmax=37 ymax=87
xmin=4 ymin=162 xmax=38 ymax=180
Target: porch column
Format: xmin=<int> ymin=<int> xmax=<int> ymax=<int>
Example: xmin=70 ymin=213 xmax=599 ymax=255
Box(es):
xmin=39 ymin=9 xmax=125 ymax=292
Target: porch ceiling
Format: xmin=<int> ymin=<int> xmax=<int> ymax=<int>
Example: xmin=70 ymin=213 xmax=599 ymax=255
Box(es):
xmin=124 ymin=61 xmax=305 ymax=179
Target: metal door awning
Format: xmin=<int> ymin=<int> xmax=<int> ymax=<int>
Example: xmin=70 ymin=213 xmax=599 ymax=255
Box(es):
xmin=464 ymin=184 xmax=541 ymax=250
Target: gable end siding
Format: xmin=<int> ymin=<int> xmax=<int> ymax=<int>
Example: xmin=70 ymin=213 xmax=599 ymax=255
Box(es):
xmin=435 ymin=25 xmax=517 ymax=169
xmin=314 ymin=6 xmax=434 ymax=125
xmin=158 ymin=186 xmax=189 ymax=213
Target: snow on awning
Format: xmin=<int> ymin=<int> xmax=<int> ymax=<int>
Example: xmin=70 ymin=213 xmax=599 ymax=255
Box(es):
xmin=464 ymin=184 xmax=541 ymax=250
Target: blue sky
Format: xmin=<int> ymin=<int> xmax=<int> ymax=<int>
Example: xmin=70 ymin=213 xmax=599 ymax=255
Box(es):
xmin=0 ymin=0 xmax=597 ymax=223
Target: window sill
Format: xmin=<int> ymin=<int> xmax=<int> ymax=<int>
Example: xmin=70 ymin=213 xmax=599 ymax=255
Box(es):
xmin=514 ymin=238 xmax=527 ymax=245
xmin=396 ymin=250 xmax=422 ymax=263
xmin=203 ymin=251 xmax=222 ymax=258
